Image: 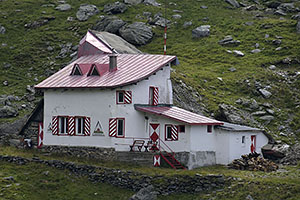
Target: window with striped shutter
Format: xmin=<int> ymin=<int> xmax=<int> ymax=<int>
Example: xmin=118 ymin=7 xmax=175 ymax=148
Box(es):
xmin=109 ymin=118 xmax=125 ymax=137
xmin=165 ymin=124 xmax=178 ymax=141
xmin=116 ymin=91 xmax=132 ymax=104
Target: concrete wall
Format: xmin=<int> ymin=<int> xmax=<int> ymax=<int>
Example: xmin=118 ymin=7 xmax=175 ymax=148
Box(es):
xmin=43 ymin=64 xmax=173 ymax=150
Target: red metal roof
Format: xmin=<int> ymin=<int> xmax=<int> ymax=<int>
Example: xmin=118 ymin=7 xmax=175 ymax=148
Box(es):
xmin=135 ymin=105 xmax=223 ymax=125
xmin=35 ymin=54 xmax=177 ymax=89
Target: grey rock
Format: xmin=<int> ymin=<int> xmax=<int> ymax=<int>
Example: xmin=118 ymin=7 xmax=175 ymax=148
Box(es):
xmin=269 ymin=65 xmax=276 ymax=70
xmin=259 ymin=115 xmax=274 ymax=122
xmin=144 ymin=0 xmax=161 ymax=7
xmin=172 ymin=14 xmax=181 ymax=19
xmin=103 ymin=2 xmax=127 ymax=14
xmin=219 ymin=35 xmax=241 ymax=46
xmin=259 ymin=88 xmax=272 ymax=98
xmin=233 ymin=50 xmax=244 ymax=57
xmin=218 ymin=104 xmax=255 ymax=125
xmin=246 ymin=194 xmax=254 ymax=200
xmin=0 ymin=106 xmax=18 ymax=118
xmin=201 ymin=5 xmax=208 ymax=9
xmin=266 ymin=1 xmax=281 ymax=9
xmin=124 ymin=0 xmax=143 ymax=5
xmin=0 ymin=25 xmax=6 ymax=34
xmin=266 ymin=109 xmax=275 ymax=115
xmin=105 ymin=19 xmax=126 ymax=34
xmin=272 ymin=39 xmax=281 ymax=45
xmin=292 ymin=13 xmax=300 ymax=20
xmin=245 ymin=5 xmax=257 ymax=11
xmin=129 ymin=185 xmax=158 ymax=200
xmin=55 ymin=4 xmax=71 ymax=11
xmin=245 ymin=21 xmax=254 ymax=26
xmin=93 ymin=16 xmax=119 ymax=31
xmin=58 ymin=42 xmax=72 ymax=58
xmin=279 ymin=3 xmax=296 ymax=13
xmin=47 ymin=46 xmax=54 ymax=51
xmin=297 ymin=20 xmax=300 ymax=34
xmin=143 ymin=12 xmax=152 ymax=18
xmin=183 ymin=21 xmax=192 ymax=28
xmin=251 ymin=49 xmax=261 ymax=54
xmin=228 ymin=67 xmax=236 ymax=72
xmin=76 ymin=4 xmax=99 ymax=21
xmin=275 ymin=47 xmax=282 ymax=51
xmin=252 ymin=111 xmax=267 ymax=116
xmin=119 ymin=22 xmax=153 ymax=45
xmin=275 ymin=10 xmax=287 ymax=16
xmin=149 ymin=14 xmax=171 ymax=27
xmin=192 ymin=25 xmax=210 ymax=38
xmin=3 ymin=63 xmax=11 ymax=69
xmin=225 ymin=0 xmax=240 ymax=8
xmin=3 ymin=176 xmax=14 ymax=181
xmin=3 ymin=81 xmax=8 ymax=86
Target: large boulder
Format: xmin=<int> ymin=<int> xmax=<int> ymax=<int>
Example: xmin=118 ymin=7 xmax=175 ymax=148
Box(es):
xmin=76 ymin=4 xmax=99 ymax=21
xmin=124 ymin=0 xmax=143 ymax=5
xmin=119 ymin=22 xmax=153 ymax=45
xmin=0 ymin=106 xmax=18 ymax=118
xmin=192 ymin=25 xmax=210 ymax=38
xmin=93 ymin=16 xmax=126 ymax=34
xmin=55 ymin=4 xmax=71 ymax=11
xmin=0 ymin=25 xmax=6 ymax=34
xmin=129 ymin=185 xmax=158 ymax=200
xmin=225 ymin=0 xmax=240 ymax=8
xmin=144 ymin=0 xmax=161 ymax=7
xmin=103 ymin=2 xmax=127 ymax=14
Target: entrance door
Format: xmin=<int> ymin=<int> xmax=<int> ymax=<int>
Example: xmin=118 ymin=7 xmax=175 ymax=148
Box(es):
xmin=250 ymin=135 xmax=256 ymax=153
xmin=149 ymin=123 xmax=160 ymax=150
xmin=37 ymin=122 xmax=44 ymax=149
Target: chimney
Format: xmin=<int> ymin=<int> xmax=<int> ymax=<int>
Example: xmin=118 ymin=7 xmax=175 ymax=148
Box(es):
xmin=109 ymin=54 xmax=117 ymax=72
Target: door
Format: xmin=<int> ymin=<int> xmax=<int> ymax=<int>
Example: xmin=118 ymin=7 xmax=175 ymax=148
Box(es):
xmin=37 ymin=122 xmax=43 ymax=149
xmin=250 ymin=135 xmax=256 ymax=153
xmin=149 ymin=123 xmax=160 ymax=150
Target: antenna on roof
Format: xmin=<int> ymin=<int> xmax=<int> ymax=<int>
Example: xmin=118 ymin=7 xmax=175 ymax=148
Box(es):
xmin=164 ymin=0 xmax=167 ymax=55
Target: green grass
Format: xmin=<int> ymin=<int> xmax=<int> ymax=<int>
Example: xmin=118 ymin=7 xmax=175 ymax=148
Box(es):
xmin=1 ymin=146 xmax=300 ymax=199
xmin=0 ymin=0 xmax=299 ymax=139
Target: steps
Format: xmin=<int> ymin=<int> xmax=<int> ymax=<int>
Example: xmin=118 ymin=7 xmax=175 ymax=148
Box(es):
xmin=160 ymin=152 xmax=186 ymax=170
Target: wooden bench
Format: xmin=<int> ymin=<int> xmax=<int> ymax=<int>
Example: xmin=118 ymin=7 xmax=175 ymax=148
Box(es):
xmin=130 ymin=140 xmax=145 ymax=152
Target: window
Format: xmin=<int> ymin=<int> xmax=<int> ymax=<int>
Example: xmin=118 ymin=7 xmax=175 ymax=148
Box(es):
xmin=117 ymin=119 xmax=124 ymax=137
xmin=109 ymin=118 xmax=125 ymax=138
xmin=76 ymin=117 xmax=85 ymax=135
xmin=59 ymin=116 xmax=68 ymax=134
xmin=178 ymin=125 xmax=185 ymax=133
xmin=52 ymin=116 xmax=90 ymax=136
xmin=242 ymin=136 xmax=245 ymax=144
xmin=149 ymin=86 xmax=159 ymax=105
xmin=207 ymin=125 xmax=212 ymax=133
xmin=71 ymin=64 xmax=82 ymax=76
xmin=165 ymin=124 xmax=178 ymax=141
xmin=117 ymin=91 xmax=125 ymax=103
xmin=87 ymin=64 xmax=100 ymax=76
xmin=116 ymin=90 xmax=132 ymax=104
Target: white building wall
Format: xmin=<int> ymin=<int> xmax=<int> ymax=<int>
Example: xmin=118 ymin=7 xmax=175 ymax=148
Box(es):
xmin=43 ymin=64 xmax=173 ymax=150
xmin=215 ymin=129 xmax=269 ymax=164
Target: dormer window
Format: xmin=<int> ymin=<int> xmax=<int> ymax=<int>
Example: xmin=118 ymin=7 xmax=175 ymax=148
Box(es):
xmin=87 ymin=64 xmax=100 ymax=76
xmin=71 ymin=64 xmax=82 ymax=76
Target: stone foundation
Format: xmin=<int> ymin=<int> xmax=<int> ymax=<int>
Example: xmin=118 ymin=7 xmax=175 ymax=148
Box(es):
xmin=175 ymin=151 xmax=216 ymax=169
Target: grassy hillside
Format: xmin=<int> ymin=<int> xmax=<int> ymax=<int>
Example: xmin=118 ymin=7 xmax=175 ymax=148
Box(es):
xmin=0 ymin=0 xmax=300 ymax=141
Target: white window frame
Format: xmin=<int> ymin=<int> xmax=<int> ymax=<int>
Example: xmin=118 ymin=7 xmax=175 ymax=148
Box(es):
xmin=59 ymin=116 xmax=68 ymax=134
xmin=116 ymin=118 xmax=125 ymax=138
xmin=75 ymin=117 xmax=85 ymax=135
xmin=116 ymin=91 xmax=125 ymax=104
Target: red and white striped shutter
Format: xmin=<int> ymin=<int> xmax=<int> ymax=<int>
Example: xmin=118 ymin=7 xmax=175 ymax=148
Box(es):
xmin=68 ymin=116 xmax=75 ymax=135
xmin=171 ymin=125 xmax=178 ymax=141
xmin=52 ymin=116 xmax=58 ymax=135
xmin=124 ymin=91 xmax=132 ymax=104
xmin=153 ymin=87 xmax=159 ymax=105
xmin=37 ymin=122 xmax=43 ymax=149
xmin=109 ymin=118 xmax=117 ymax=137
xmin=84 ymin=117 xmax=91 ymax=136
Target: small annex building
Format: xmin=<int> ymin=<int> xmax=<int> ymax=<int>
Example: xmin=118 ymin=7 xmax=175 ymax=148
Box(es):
xmin=33 ymin=30 xmax=270 ymax=169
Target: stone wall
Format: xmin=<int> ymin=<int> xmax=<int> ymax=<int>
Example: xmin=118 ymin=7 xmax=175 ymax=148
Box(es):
xmin=41 ymin=145 xmax=117 ymax=162
xmin=0 ymin=155 xmax=228 ymax=195
xmin=175 ymin=151 xmax=216 ymax=169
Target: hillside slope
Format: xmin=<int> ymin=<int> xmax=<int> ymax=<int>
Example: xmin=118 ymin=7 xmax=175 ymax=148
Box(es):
xmin=0 ymin=0 xmax=299 ymax=143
